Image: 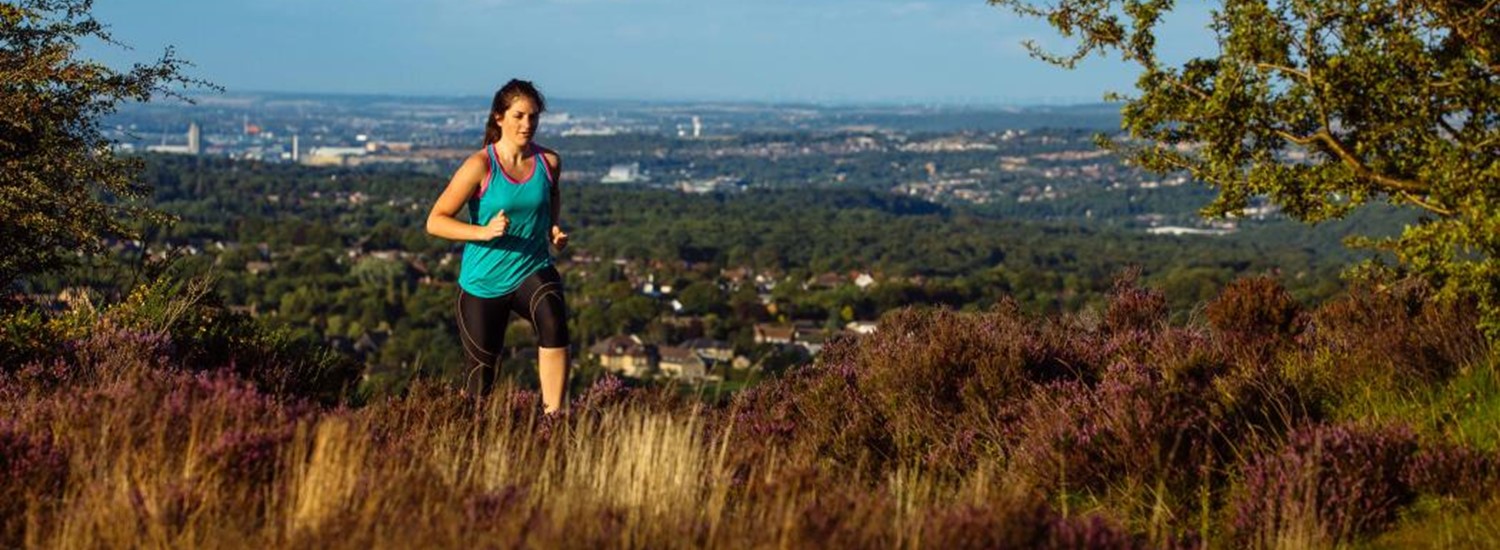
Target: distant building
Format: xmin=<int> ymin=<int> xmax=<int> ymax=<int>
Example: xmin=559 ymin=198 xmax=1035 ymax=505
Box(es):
xmin=145 ymin=122 xmax=201 ymax=155
xmin=677 ymin=175 xmax=745 ymax=194
xmin=366 ymin=141 xmax=414 ymax=153
xmin=589 ymin=335 xmax=655 ymax=378
xmin=795 ymin=328 xmax=828 ymax=356
xmin=683 ymin=338 xmax=734 ymax=363
xmin=658 ymin=346 xmax=708 ymax=380
xmin=1146 ymin=226 xmax=1233 ymax=236
xmin=245 ymin=261 xmax=274 ymax=276
xmin=754 ymin=324 xmax=796 ymax=345
xmin=601 ymin=163 xmax=646 ymax=184
xmin=303 ymin=146 xmax=368 ymax=166
xmin=807 ymin=272 xmax=845 ymax=290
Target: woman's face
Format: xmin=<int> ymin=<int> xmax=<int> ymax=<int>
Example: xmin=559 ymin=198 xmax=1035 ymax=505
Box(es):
xmin=497 ymin=96 xmax=541 ymax=146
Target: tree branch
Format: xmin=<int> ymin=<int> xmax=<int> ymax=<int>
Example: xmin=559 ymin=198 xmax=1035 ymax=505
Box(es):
xmin=1274 ymin=129 xmax=1450 ymax=214
xmin=1431 ymin=0 xmax=1500 ymax=75
xmin=1254 ymin=62 xmax=1311 ymax=82
xmin=1160 ymin=71 xmax=1210 ymax=102
xmin=1311 ymin=131 xmax=1428 ymax=194
xmin=1397 ymin=191 xmax=1454 ymax=215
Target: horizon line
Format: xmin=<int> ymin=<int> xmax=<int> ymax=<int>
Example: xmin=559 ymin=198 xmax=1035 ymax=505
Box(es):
xmin=162 ymin=88 xmax=1125 ymax=110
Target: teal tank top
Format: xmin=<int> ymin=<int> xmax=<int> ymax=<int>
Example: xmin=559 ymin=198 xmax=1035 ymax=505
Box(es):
xmin=458 ymin=143 xmax=554 ymax=298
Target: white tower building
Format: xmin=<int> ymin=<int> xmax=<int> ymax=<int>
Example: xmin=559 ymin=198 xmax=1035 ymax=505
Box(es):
xmin=187 ymin=122 xmax=201 ymax=155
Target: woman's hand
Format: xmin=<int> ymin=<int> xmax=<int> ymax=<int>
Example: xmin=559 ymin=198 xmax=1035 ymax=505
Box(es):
xmin=477 ymin=210 xmax=509 ymax=240
xmin=550 ymin=224 xmax=569 ymax=250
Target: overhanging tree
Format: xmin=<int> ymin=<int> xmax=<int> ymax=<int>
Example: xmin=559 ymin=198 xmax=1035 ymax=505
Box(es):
xmin=1 ymin=0 xmax=209 ymax=296
xmin=989 ymin=0 xmax=1500 ymax=333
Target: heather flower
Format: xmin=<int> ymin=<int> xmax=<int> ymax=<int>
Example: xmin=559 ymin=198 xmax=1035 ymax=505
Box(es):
xmin=1104 ymin=273 xmax=1168 ymax=335
xmin=205 ymin=427 xmax=295 ymax=485
xmin=1303 ymin=279 xmax=1485 ymax=384
xmin=573 ymin=373 xmax=631 ymax=413
xmin=1231 ymin=423 xmax=1419 ymax=545
xmin=70 ymin=323 xmax=178 ymax=377
xmin=1205 ymin=275 xmax=1303 ymax=343
xmin=1010 ymin=362 xmax=1213 ymax=496
xmin=0 ymin=420 xmax=69 ymax=545
xmin=1401 ymin=441 xmax=1498 ymax=503
xmin=0 ymin=420 xmax=68 ymax=495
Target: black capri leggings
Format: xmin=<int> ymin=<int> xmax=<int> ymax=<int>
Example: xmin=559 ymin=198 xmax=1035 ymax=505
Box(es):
xmin=456 ymin=265 xmax=569 ymax=395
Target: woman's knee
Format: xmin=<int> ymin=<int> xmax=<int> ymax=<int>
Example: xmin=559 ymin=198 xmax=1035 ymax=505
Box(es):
xmin=534 ymin=294 xmax=570 ymax=348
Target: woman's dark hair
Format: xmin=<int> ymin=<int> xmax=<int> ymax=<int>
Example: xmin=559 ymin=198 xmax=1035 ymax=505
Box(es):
xmin=483 ymin=79 xmax=546 ymax=145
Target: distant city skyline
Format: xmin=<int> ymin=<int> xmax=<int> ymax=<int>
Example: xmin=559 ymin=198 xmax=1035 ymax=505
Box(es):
xmin=89 ymin=0 xmax=1218 ymax=105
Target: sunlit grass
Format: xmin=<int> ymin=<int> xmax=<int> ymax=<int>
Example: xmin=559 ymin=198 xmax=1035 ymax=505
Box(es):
xmin=1370 ymin=497 xmax=1500 ymax=549
xmin=1335 ymin=357 xmax=1500 ymax=451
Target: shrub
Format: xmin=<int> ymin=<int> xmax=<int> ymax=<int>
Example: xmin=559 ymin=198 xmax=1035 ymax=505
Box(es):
xmin=0 ymin=419 xmax=69 ymax=546
xmin=1008 ymin=362 xmax=1214 ymax=500
xmin=1206 ymin=275 xmax=1303 ymax=340
xmin=203 ymin=426 xmax=296 ymax=485
xmin=5 ymin=276 xmax=360 ymax=404
xmin=857 ymin=305 xmax=1034 ymax=465
xmin=1206 ymin=275 xmax=1304 ymax=367
xmin=1304 ymin=278 xmax=1486 ymax=385
xmin=1104 ymin=273 xmax=1168 ymax=335
xmin=1231 ymin=422 xmax=1420 ymax=546
xmin=0 ymin=309 xmax=59 ymax=373
xmin=1401 ymin=441 xmax=1499 ymax=504
xmin=727 ymin=346 xmax=892 ymax=479
xmin=920 ymin=498 xmax=1151 ymax=550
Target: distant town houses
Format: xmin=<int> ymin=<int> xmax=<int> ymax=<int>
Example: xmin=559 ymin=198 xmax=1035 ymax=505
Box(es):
xmin=588 ymin=334 xmax=745 ymax=382
xmin=682 ymin=338 xmax=734 ymax=363
xmin=104 ymin=220 xmax=887 ymax=382
xmin=589 ymin=335 xmax=655 ymax=378
xmin=657 ymin=346 xmax=708 ymax=380
xmin=753 ymin=324 xmax=795 ymax=346
xmin=105 ymin=97 xmax=1234 ymax=235
xmin=751 ymin=321 xmax=842 ymax=356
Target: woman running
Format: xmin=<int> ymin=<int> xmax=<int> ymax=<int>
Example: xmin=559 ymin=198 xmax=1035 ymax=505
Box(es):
xmin=426 ymin=79 xmax=571 ymax=412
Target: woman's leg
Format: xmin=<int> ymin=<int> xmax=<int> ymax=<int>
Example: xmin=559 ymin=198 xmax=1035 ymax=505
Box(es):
xmin=456 ymin=288 xmax=509 ymax=397
xmin=537 ymin=347 xmax=568 ymax=413
xmin=515 ymin=266 xmax=571 ymax=412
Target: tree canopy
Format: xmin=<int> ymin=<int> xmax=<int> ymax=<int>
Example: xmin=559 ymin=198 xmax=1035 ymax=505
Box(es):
xmin=0 ymin=0 xmax=207 ymax=294
xmin=991 ymin=0 xmax=1500 ymax=333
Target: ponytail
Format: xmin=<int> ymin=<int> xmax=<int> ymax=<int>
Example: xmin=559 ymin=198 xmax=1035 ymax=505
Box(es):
xmin=483 ymin=117 xmax=503 ymax=145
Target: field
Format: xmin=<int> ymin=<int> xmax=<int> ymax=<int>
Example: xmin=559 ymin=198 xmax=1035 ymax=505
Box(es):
xmin=4 ymin=274 xmax=1498 ymax=549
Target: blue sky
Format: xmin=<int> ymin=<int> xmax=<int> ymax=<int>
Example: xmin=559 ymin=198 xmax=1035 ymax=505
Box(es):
xmin=90 ymin=0 xmax=1218 ymax=104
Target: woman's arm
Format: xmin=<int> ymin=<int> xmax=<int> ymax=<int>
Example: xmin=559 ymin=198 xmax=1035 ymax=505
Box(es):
xmin=544 ymin=150 xmax=569 ymax=250
xmin=427 ymin=152 xmax=508 ymax=242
